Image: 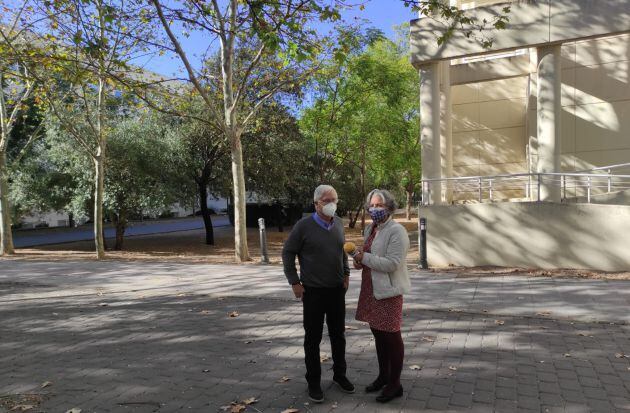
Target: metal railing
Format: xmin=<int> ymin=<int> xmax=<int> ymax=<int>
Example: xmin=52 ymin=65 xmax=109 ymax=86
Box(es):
xmin=421 ymin=169 xmax=630 ymax=206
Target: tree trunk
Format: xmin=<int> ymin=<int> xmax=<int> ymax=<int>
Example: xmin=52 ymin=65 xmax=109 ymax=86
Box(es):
xmin=93 ymin=153 xmax=105 ymax=259
xmin=68 ymin=212 xmax=75 ymax=228
xmin=360 ymin=159 xmax=366 ymax=231
xmin=0 ymin=150 xmax=14 ymax=255
xmin=231 ymin=138 xmax=249 ymax=261
xmin=349 ymin=202 xmax=362 ymax=229
xmin=198 ymin=182 xmax=214 ymax=245
xmin=406 ymin=189 xmax=413 ymax=220
xmin=113 ymin=209 xmax=127 ymax=251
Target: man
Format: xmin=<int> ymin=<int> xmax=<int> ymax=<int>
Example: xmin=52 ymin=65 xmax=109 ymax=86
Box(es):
xmin=282 ymin=184 xmax=354 ymax=403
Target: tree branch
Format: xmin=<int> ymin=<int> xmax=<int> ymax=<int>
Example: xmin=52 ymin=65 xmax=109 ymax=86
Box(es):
xmin=150 ymin=0 xmax=223 ymax=124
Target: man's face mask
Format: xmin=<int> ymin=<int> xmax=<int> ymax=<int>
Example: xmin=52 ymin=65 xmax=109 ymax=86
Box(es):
xmin=321 ymin=202 xmax=337 ymax=217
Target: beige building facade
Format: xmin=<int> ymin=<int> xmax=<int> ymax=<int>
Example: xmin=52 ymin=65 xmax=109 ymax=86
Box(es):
xmin=411 ymin=0 xmax=630 ymax=270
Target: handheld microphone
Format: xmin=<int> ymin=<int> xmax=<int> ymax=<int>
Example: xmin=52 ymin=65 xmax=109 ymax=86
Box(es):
xmin=344 ymin=242 xmax=359 ymax=258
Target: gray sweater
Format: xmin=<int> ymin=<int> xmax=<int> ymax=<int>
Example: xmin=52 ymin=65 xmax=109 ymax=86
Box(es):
xmin=282 ymin=215 xmax=350 ymax=288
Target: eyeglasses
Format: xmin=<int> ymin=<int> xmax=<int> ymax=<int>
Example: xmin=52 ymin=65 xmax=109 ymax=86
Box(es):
xmin=319 ymin=198 xmax=338 ymax=204
xmin=369 ymin=203 xmax=385 ymax=208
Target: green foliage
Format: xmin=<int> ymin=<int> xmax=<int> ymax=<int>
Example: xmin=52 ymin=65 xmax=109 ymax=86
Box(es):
xmin=10 ymin=108 xmax=188 ymax=229
xmin=242 ymin=102 xmax=315 ymax=206
xmin=104 ymin=114 xmax=184 ymax=221
xmin=10 ymin=115 xmax=92 ymax=222
xmin=300 ymin=30 xmax=420 ymax=216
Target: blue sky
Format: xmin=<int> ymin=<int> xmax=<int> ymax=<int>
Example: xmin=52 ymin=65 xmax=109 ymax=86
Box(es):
xmin=140 ymin=1 xmax=417 ymax=78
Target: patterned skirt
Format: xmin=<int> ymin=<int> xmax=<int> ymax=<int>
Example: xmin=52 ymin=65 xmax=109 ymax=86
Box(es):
xmin=355 ymin=267 xmax=403 ymax=332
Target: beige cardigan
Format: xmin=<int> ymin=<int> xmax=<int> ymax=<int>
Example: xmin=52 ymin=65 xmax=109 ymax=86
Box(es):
xmin=360 ymin=217 xmax=411 ymax=299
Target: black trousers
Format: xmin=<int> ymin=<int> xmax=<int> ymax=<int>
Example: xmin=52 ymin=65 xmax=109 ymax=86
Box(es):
xmin=302 ymin=285 xmax=347 ymax=385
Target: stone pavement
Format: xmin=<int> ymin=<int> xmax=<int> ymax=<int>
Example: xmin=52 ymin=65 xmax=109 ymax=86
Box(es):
xmin=1 ymin=260 xmax=630 ymax=413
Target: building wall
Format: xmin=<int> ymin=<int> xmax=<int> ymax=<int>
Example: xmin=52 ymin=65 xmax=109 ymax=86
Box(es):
xmin=451 ymin=33 xmax=630 ymax=201
xmin=452 ymin=76 xmax=529 ymax=200
xmin=20 ymin=211 xmax=71 ymax=229
xmin=560 ymin=33 xmax=630 ymax=171
xmin=422 ymin=202 xmax=630 ymax=271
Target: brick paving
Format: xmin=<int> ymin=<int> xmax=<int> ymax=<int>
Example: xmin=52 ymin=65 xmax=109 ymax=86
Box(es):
xmin=1 ymin=260 xmax=630 ymax=412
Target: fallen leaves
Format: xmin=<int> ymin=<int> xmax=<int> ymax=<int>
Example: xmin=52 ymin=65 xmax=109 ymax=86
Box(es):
xmin=281 ymin=409 xmax=299 ymax=413
xmin=277 ymin=376 xmax=290 ymax=383
xmin=220 ymin=397 xmax=258 ymax=413
xmin=220 ymin=404 xmax=245 ymax=413
xmin=448 ymin=366 xmax=458 ymax=371
xmin=409 ymin=365 xmax=422 ymax=370
xmin=563 ymin=353 xmax=572 ymax=358
xmin=615 ymin=353 xmax=629 ymax=359
xmin=578 ymin=333 xmax=594 ymax=338
xmin=40 ymin=381 xmax=52 ymax=389
xmin=228 ymin=311 xmax=239 ymax=318
xmin=65 ymin=409 xmax=81 ymax=413
xmin=536 ymin=311 xmax=552 ymax=316
xmin=344 ymin=325 xmax=358 ymax=330
xmin=421 ymin=336 xmax=435 ymax=342
xmin=10 ymin=405 xmax=34 ymax=412
xmin=199 ymin=310 xmax=210 ymax=315
xmin=494 ymin=320 xmax=505 ymax=325
xmin=320 ymin=354 xmax=330 ymax=362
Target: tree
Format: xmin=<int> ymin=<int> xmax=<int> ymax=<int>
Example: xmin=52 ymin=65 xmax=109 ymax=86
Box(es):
xmin=148 ymin=0 xmax=352 ymax=262
xmin=0 ymin=5 xmax=39 ymax=255
xmin=12 ymin=0 xmax=154 ymax=258
xmin=170 ymin=97 xmax=229 ymax=246
xmin=243 ymin=102 xmax=314 ymax=206
xmin=104 ymin=113 xmax=183 ymax=249
xmin=300 ymin=34 xmax=421 ymax=224
xmin=11 ymin=114 xmax=93 ymax=230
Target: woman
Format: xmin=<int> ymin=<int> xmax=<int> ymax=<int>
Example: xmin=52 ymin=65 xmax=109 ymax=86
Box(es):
xmin=353 ymin=189 xmax=410 ymax=403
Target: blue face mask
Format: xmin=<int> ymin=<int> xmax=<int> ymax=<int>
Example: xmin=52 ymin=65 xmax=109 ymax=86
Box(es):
xmin=368 ymin=207 xmax=389 ymax=224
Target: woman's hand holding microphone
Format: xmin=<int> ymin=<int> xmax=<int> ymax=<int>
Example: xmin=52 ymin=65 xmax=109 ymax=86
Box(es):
xmin=344 ymin=242 xmax=364 ymax=269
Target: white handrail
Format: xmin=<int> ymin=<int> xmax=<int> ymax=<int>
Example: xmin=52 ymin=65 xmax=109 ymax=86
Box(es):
xmin=574 ymin=162 xmax=630 ymax=173
xmin=421 ymin=171 xmax=630 ymax=206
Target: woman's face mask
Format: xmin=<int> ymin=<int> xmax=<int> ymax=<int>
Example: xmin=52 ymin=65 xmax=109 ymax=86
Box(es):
xmin=368 ymin=207 xmax=389 ymax=223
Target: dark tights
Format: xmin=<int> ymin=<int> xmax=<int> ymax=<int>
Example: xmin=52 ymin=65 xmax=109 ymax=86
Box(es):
xmin=371 ymin=327 xmax=404 ymax=395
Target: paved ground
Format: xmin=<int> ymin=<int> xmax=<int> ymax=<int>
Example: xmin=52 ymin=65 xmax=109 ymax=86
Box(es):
xmin=13 ymin=216 xmax=230 ymax=248
xmin=1 ymin=260 xmax=630 ymax=413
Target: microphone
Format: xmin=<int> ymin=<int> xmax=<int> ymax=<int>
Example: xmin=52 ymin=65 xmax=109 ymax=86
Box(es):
xmin=344 ymin=242 xmax=359 ymax=258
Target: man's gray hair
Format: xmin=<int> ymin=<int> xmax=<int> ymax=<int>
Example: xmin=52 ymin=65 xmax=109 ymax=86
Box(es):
xmin=366 ymin=189 xmax=397 ymax=212
xmin=313 ymin=184 xmax=337 ymax=202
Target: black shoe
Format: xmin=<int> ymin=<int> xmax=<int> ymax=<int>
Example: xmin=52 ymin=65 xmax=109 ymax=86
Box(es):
xmin=308 ymin=384 xmax=324 ymax=403
xmin=333 ymin=375 xmax=355 ymax=393
xmin=365 ymin=378 xmax=387 ymax=393
xmin=376 ymin=386 xmax=403 ymax=403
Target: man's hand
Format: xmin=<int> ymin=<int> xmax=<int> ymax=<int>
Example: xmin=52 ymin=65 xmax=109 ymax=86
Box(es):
xmin=343 ymin=275 xmax=350 ymax=291
xmin=353 ymin=259 xmax=363 ymax=270
xmin=354 ymin=251 xmax=364 ymax=263
xmin=292 ymin=283 xmax=305 ymax=299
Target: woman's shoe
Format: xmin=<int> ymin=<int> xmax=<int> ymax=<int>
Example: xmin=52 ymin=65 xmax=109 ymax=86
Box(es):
xmin=365 ymin=378 xmax=387 ymax=393
xmin=376 ymin=386 xmax=403 ymax=403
